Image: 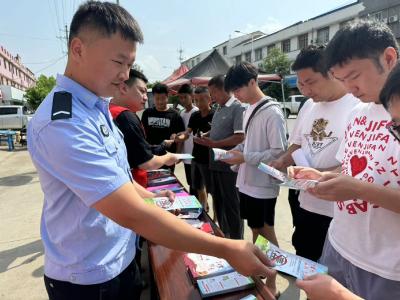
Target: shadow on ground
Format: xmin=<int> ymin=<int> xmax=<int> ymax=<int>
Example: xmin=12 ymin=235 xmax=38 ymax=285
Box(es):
xmin=0 ymin=171 xmax=36 ymax=187
xmin=0 ymin=239 xmax=43 ymax=276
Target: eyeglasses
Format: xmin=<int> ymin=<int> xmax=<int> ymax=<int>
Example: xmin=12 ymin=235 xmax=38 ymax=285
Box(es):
xmin=386 ymin=120 xmax=400 ymax=143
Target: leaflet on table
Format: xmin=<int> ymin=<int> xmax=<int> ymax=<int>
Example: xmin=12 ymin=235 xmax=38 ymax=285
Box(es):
xmin=146 ymin=183 xmax=185 ymax=194
xmin=258 ymin=162 xmax=318 ymax=190
xmin=147 ymin=169 xmax=172 ymax=180
xmin=211 ymin=148 xmax=234 ymax=161
xmin=147 ymin=176 xmax=177 ymax=187
xmin=255 ymin=235 xmax=328 ymax=279
xmin=144 ymin=195 xmax=202 ymax=213
xmin=197 ymin=271 xmax=254 ymax=298
xmin=174 ymin=153 xmax=194 ymax=160
xmin=183 ymin=253 xmax=233 ymax=281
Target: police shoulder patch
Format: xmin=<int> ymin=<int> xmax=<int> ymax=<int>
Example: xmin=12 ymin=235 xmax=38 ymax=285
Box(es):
xmin=51 ymin=91 xmax=72 ymax=120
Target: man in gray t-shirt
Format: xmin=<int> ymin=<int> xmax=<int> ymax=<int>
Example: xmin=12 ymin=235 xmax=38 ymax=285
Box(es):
xmin=194 ymin=75 xmax=244 ymax=239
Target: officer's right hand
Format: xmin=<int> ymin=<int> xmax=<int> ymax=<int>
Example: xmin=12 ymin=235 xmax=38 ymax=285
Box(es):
xmin=224 ymin=239 xmax=275 ymax=277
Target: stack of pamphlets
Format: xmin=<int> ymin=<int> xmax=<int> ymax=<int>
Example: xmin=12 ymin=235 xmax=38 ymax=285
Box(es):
xmin=197 ymin=271 xmax=255 ymax=298
xmin=255 ymin=235 xmax=328 ymax=279
xmin=183 ymin=253 xmax=254 ymax=297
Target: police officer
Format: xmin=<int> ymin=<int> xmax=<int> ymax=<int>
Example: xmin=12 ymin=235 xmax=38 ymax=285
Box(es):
xmin=28 ymin=2 xmax=276 ymax=299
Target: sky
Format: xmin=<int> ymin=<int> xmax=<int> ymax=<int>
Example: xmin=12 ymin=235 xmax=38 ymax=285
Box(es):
xmin=1 ymin=0 xmax=356 ymax=83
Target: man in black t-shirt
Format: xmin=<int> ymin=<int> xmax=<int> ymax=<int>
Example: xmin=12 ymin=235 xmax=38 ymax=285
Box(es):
xmin=141 ymin=83 xmax=185 ymax=168
xmin=110 ymin=70 xmax=178 ymax=186
xmin=180 ymin=86 xmax=214 ymax=209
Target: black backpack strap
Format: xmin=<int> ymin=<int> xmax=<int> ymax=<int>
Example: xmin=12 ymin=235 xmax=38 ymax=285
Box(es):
xmin=245 ymin=99 xmax=269 ymax=133
xmin=51 ymin=91 xmax=72 ymax=120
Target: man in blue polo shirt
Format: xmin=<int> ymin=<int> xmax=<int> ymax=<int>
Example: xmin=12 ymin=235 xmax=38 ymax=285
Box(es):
xmin=28 ymin=2 xmax=276 ymax=300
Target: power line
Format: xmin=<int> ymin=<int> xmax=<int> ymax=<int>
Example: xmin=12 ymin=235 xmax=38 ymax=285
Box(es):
xmin=0 ymin=32 xmax=58 ymax=41
xmin=34 ymin=55 xmax=67 ymax=74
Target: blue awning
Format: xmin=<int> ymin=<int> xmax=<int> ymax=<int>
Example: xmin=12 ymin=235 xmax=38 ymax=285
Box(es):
xmin=284 ymin=74 xmax=297 ymax=89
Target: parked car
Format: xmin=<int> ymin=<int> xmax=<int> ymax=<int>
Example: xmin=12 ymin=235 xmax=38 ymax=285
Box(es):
xmin=278 ymin=95 xmax=308 ymax=117
xmin=0 ymin=105 xmax=33 ymax=130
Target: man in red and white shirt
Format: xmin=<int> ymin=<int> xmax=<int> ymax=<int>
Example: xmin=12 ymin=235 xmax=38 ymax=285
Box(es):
xmin=292 ymin=20 xmax=400 ymax=300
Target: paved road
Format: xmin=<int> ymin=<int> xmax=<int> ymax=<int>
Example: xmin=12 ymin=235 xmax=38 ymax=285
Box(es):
xmin=0 ymin=116 xmax=306 ymax=300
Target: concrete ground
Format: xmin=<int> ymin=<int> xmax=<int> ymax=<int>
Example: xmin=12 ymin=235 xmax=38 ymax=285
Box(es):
xmin=0 ymin=117 xmax=306 ymax=300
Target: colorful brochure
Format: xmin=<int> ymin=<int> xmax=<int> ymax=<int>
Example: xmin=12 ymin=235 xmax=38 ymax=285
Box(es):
xmin=258 ymin=162 xmax=318 ymax=190
xmin=183 ymin=253 xmax=233 ymax=281
xmin=144 ymin=195 xmax=202 ymax=214
xmin=146 ymin=183 xmax=185 ymax=194
xmin=197 ymin=271 xmax=255 ymax=298
xmin=255 ymin=235 xmax=328 ymax=279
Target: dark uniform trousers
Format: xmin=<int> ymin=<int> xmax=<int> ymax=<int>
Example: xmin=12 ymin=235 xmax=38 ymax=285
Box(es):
xmin=210 ymin=170 xmax=244 ymax=239
xmin=44 ymin=260 xmax=142 ymax=300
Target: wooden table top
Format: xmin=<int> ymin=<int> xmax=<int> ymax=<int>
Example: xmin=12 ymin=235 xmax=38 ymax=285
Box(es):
xmin=147 ymin=212 xmax=275 ymax=300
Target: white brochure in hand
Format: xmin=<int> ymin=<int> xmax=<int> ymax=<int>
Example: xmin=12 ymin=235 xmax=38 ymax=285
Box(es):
xmin=212 ymin=148 xmax=234 ymax=161
xmin=174 ymin=153 xmax=194 ymax=160
xmin=258 ymin=162 xmax=318 ymax=190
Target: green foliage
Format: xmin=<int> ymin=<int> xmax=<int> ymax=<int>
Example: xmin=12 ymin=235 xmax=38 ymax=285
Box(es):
xmin=147 ymin=81 xmax=160 ymax=89
xmin=24 ymin=75 xmax=56 ymax=110
xmin=260 ymin=47 xmax=291 ymax=76
xmin=263 ymin=82 xmax=290 ymax=102
xmin=132 ymin=63 xmax=143 ymax=73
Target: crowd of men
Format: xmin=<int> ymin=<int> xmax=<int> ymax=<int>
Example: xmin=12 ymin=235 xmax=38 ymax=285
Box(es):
xmin=26 ymin=1 xmax=400 ymax=299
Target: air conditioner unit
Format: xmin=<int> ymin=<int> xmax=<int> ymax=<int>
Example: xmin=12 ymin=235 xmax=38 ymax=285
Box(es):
xmin=382 ymin=17 xmax=388 ymax=23
xmin=388 ymin=15 xmax=398 ymax=23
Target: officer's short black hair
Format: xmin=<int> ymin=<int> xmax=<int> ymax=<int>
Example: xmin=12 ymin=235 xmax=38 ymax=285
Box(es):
xmin=69 ymin=1 xmax=144 ymax=46
xmin=292 ymin=45 xmax=328 ymax=77
xmin=194 ymin=86 xmax=209 ymax=94
xmin=325 ymin=19 xmax=399 ymax=71
xmin=224 ymin=62 xmax=258 ymax=92
xmin=177 ymin=84 xmax=193 ymax=94
xmin=379 ymin=62 xmax=400 ymax=110
xmin=208 ymin=75 xmax=225 ymax=90
xmin=152 ymin=83 xmax=168 ymax=95
xmin=125 ymin=69 xmax=148 ymax=87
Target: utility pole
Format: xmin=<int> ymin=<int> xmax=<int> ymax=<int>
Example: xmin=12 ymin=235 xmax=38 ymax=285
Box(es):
xmin=116 ymin=0 xmax=120 ymax=4
xmin=56 ymin=25 xmax=69 ymax=55
xmin=178 ymin=46 xmax=184 ymax=64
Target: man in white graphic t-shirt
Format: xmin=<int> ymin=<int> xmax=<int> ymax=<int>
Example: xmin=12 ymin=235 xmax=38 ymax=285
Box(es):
xmin=292 ymin=20 xmax=400 ymax=300
xmin=270 ymin=45 xmax=359 ymax=261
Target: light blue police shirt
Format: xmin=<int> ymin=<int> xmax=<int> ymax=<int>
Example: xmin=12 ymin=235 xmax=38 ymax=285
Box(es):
xmin=28 ymin=74 xmax=136 ymax=284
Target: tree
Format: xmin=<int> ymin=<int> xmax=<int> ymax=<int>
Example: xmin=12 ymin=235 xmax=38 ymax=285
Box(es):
xmin=132 ymin=63 xmax=143 ymax=73
xmin=260 ymin=47 xmax=291 ymax=102
xmin=24 ymin=75 xmax=56 ymax=110
xmin=260 ymin=47 xmax=291 ymax=75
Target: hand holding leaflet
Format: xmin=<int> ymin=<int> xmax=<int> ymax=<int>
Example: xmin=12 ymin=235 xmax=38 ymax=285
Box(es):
xmin=258 ymin=162 xmax=318 ymax=190
xmin=255 ymin=235 xmax=328 ymax=279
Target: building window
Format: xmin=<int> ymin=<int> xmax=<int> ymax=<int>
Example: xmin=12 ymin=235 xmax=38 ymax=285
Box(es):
xmin=244 ymin=51 xmax=251 ymax=62
xmin=223 ymin=46 xmax=227 ymax=55
xmin=267 ymin=44 xmax=275 ymax=54
xmin=255 ymin=48 xmax=263 ymax=61
xmin=282 ymin=39 xmax=291 ymax=53
xmin=235 ymin=55 xmax=242 ymax=64
xmin=298 ymin=33 xmax=308 ymax=50
xmin=316 ymin=27 xmax=330 ymax=44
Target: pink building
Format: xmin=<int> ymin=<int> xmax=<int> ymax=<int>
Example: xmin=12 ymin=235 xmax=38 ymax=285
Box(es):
xmin=0 ymin=45 xmax=36 ymax=91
